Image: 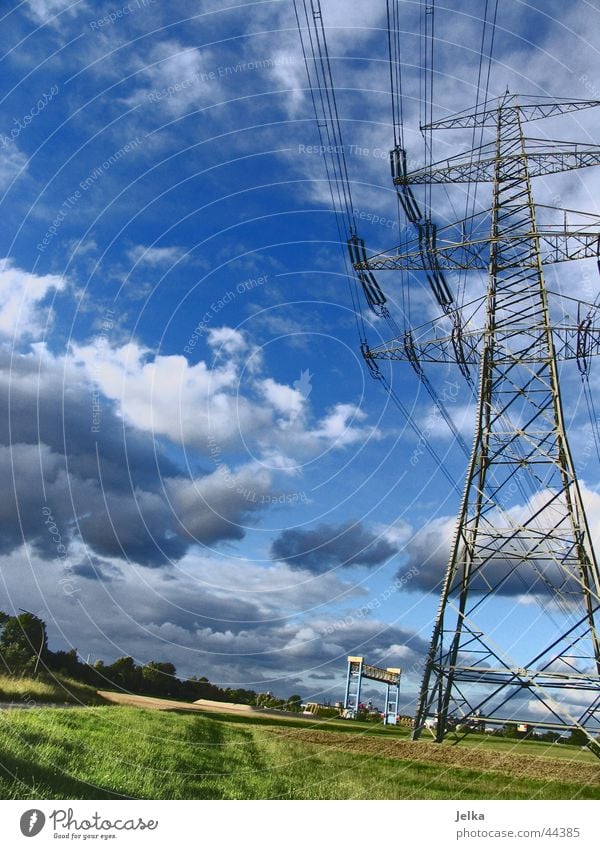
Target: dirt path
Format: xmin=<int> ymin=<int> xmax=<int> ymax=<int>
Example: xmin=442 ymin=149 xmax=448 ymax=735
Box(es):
xmin=266 ymin=727 xmax=600 ymax=787
xmin=97 ymin=690 xmax=315 ymax=720
xmin=98 ymin=691 xmax=243 ymax=713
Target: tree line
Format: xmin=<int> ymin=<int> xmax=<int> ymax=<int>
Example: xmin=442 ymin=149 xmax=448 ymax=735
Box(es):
xmin=0 ymin=610 xmax=302 ymax=710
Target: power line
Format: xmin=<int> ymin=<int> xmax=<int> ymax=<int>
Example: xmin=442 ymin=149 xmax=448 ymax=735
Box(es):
xmin=294 ymin=0 xmax=469 ymax=483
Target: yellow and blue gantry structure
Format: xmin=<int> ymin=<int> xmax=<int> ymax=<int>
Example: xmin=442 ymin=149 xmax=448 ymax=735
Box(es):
xmin=343 ymin=656 xmax=401 ymax=724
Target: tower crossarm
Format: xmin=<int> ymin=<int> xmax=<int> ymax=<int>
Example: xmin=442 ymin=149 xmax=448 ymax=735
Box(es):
xmin=423 ymin=94 xmax=600 ymax=130
xmin=354 ymin=225 xmax=600 ymax=271
xmin=398 ymin=141 xmax=600 ymax=184
xmin=365 ymin=323 xmax=600 ymax=364
xmin=445 ymin=666 xmax=600 ymax=690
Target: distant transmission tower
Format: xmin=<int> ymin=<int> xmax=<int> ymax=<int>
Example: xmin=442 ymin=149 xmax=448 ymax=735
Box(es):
xmin=354 ymin=93 xmax=600 ymax=752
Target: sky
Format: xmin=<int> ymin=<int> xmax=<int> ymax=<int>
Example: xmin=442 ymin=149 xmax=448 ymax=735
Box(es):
xmin=1 ymin=0 xmax=600 ymax=711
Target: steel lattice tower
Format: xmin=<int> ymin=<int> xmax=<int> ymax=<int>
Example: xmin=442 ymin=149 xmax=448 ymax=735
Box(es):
xmin=354 ymin=94 xmax=600 ymax=751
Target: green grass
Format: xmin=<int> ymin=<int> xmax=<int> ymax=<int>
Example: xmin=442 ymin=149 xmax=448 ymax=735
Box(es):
xmin=0 ymin=706 xmax=598 ymax=800
xmin=0 ymin=673 xmax=104 ymax=706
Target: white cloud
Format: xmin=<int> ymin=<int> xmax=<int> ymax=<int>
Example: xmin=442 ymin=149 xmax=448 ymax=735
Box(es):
xmin=375 ymin=518 xmax=413 ymax=548
xmin=0 ymin=258 xmax=65 ymax=340
xmin=207 ymin=326 xmax=250 ymax=357
xmin=0 ymin=141 xmax=28 ymax=190
xmin=127 ymin=245 xmax=188 ymax=267
xmin=0 ymin=542 xmax=400 ymax=685
xmin=128 ymin=41 xmax=223 ymax=116
xmin=71 ymin=337 xmax=270 ymax=452
xmin=269 ymin=45 xmax=309 ymax=118
xmin=313 ymin=403 xmax=369 ymax=446
xmin=259 ymin=377 xmax=306 ymax=420
xmin=26 ymin=0 xmax=85 ymax=23
xmin=165 ymin=463 xmax=273 ymax=543
xmin=71 ymin=327 xmax=381 ymax=470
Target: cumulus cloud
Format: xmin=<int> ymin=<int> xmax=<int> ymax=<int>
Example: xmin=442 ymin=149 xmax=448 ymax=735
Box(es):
xmin=165 ymin=464 xmax=273 ymax=545
xmin=127 ymin=245 xmax=189 ymax=267
xmin=271 ymin=519 xmax=398 ymax=573
xmin=207 ymin=326 xmax=253 ymax=358
xmin=127 ymin=40 xmax=223 ymax=115
xmin=310 ymin=403 xmax=373 ymax=448
xmin=258 ymin=400 xmax=381 ymax=473
xmin=0 ymin=442 xmax=269 ymax=567
xmin=25 ymin=0 xmax=83 ymax=23
xmin=0 ymin=141 xmax=28 ymax=191
xmin=0 ymin=347 xmax=273 ymax=565
xmin=400 ymin=485 xmax=600 ymax=599
xmin=259 ymin=377 xmax=306 ymax=420
xmin=72 ymin=327 xmax=380 ymax=467
xmin=0 ymin=296 xmax=384 ymax=570
xmin=0 ymin=542 xmax=422 ymax=687
xmin=71 ymin=336 xmax=272 ymax=453
xmin=0 ymin=258 xmax=65 ymax=340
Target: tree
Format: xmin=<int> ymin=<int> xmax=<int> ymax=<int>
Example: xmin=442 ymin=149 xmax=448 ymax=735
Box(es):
xmin=225 ymin=688 xmax=258 ymax=705
xmin=108 ymin=656 xmax=142 ymax=690
xmin=47 ymin=648 xmax=83 ymax=679
xmin=0 ymin=612 xmax=48 ymax=676
xmin=141 ymin=661 xmax=177 ymax=697
xmin=286 ymin=694 xmax=302 ymax=711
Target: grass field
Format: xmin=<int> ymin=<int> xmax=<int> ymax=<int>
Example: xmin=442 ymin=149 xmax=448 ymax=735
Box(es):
xmin=0 ymin=673 xmax=104 ymax=706
xmin=0 ymin=704 xmax=598 ymax=800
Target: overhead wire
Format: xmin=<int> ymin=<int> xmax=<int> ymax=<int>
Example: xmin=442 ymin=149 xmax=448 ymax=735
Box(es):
xmin=387 ymin=0 xmax=405 ymax=149
xmin=294 ymin=0 xmax=468 ymax=484
xmin=310 ymin=0 xmax=356 ymax=233
xmin=583 ymin=376 xmax=600 ymax=465
xmin=382 ymin=0 xmax=476 ymax=451
xmin=458 ymin=0 xmax=499 ymax=311
xmin=387 ymin=0 xmax=410 ymax=330
xmin=378 ymin=371 xmax=464 ymax=496
xmin=387 ymin=0 xmax=399 ymax=149
xmin=295 ymin=0 xmax=582 ymax=627
xmin=297 ymin=0 xmax=354 ymax=238
xmin=293 ymin=0 xmax=367 ymax=349
xmin=456 ymin=1 xmax=569 ymax=516
xmin=576 ymin=302 xmax=600 ymax=465
xmin=418 ymin=0 xmax=436 ymax=220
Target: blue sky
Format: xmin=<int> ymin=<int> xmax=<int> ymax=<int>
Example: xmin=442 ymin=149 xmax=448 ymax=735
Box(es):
xmin=1 ymin=0 xmax=600 ymax=711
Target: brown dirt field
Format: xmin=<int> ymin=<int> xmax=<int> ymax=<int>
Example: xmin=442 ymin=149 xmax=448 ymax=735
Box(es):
xmin=266 ymin=727 xmax=600 ymax=787
xmin=97 ymin=690 xmax=314 ymax=720
xmin=98 ymin=691 xmax=208 ymax=712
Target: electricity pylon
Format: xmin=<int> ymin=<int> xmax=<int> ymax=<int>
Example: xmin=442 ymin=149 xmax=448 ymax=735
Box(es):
xmin=354 ymin=94 xmax=600 ymax=751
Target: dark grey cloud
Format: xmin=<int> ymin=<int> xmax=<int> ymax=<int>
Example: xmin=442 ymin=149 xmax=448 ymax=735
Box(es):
xmin=69 ymin=557 xmax=124 ymax=583
xmin=400 ymin=515 xmax=585 ymax=598
xmin=0 ymin=350 xmax=270 ymax=566
xmin=0 ymin=348 xmax=179 ymax=493
xmin=0 ymin=548 xmax=420 ymax=685
xmin=270 ymin=519 xmax=397 ymax=573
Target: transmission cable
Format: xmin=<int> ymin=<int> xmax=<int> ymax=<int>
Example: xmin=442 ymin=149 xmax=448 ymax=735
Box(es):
xmin=458 ymin=0 xmax=499 ymax=311
xmin=294 ymin=0 xmax=471 ymax=486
